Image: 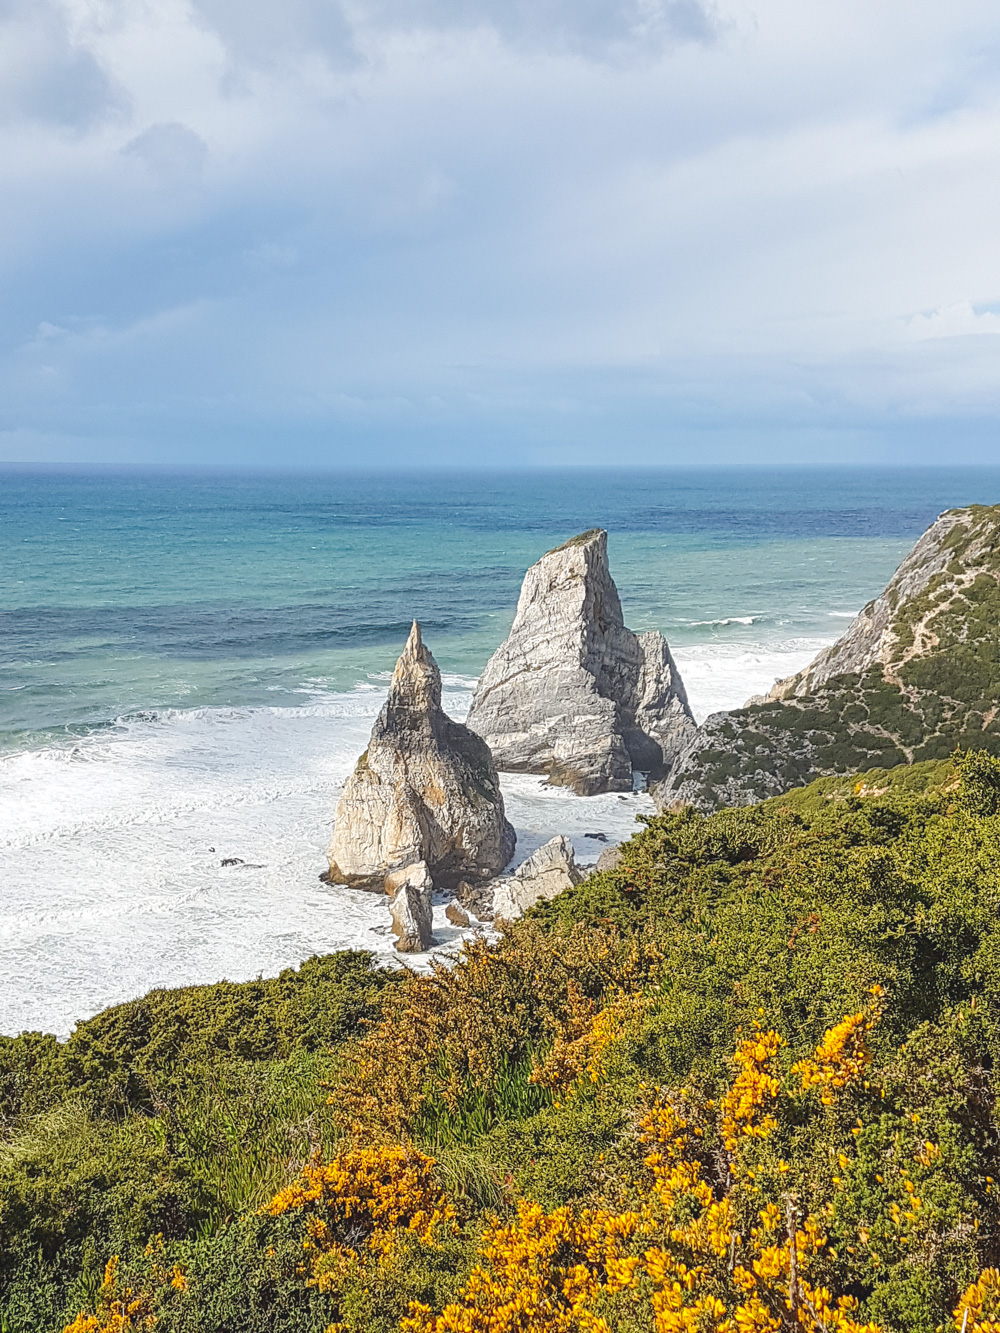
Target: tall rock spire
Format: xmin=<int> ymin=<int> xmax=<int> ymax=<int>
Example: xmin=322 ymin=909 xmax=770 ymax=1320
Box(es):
xmin=327 ymin=621 xmax=516 ymax=893
xmin=466 ymin=530 xmax=696 ymax=795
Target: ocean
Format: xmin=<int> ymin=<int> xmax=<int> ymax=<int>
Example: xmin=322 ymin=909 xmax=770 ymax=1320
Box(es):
xmin=3 ymin=465 xmax=999 ymax=1037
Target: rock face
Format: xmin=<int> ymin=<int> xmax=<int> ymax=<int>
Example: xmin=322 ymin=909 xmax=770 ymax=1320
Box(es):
xmin=654 ymin=505 xmax=1000 ymax=811
xmin=445 ymin=901 xmax=471 ymax=928
xmin=454 ymin=878 xmax=496 ymax=922
xmin=388 ymin=862 xmax=434 ymax=953
xmin=327 ymin=621 xmax=516 ymax=890
xmin=492 ymin=835 xmax=584 ymax=921
xmin=595 ymin=844 xmax=622 ymax=874
xmin=466 ymin=530 xmax=696 ymax=795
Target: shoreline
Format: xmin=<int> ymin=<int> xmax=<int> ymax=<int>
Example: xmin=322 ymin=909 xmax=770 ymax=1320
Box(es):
xmin=0 ymin=638 xmax=830 ymax=1039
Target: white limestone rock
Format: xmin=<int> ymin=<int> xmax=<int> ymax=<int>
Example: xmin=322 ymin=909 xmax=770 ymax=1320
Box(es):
xmin=466 ymin=530 xmax=696 ymax=795
xmin=388 ymin=863 xmax=434 ymax=953
xmin=385 ymin=860 xmax=434 ymax=897
xmin=327 ymin=622 xmax=516 ymax=891
xmin=492 ymin=835 xmax=584 ymax=921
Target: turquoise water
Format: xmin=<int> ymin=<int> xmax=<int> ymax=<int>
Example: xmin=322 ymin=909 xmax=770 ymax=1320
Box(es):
xmin=5 ymin=465 xmax=999 ymax=746
xmin=2 ymin=465 xmax=999 ymax=1036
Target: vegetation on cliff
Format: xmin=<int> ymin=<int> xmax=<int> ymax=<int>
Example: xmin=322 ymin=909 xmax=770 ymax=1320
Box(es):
xmin=658 ymin=504 xmax=1000 ymax=810
xmin=10 ymin=753 xmax=1000 ymax=1330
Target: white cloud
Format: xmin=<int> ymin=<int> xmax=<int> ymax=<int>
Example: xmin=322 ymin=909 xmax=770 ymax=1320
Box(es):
xmin=2 ymin=0 xmax=1000 ymax=462
xmin=0 ymin=0 xmax=124 ymax=128
xmin=184 ymin=0 xmax=717 ymax=72
xmin=902 ymin=302 xmax=1000 ymax=341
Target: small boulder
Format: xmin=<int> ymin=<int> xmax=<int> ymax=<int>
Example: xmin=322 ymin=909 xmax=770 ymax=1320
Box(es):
xmin=388 ymin=863 xmax=434 ymax=953
xmin=595 ymin=844 xmax=622 ymax=873
xmin=492 ymin=835 xmax=583 ymax=921
xmin=445 ymin=901 xmax=471 ymax=927
xmin=455 ymin=878 xmax=495 ymax=921
xmin=385 ymin=860 xmax=433 ymax=896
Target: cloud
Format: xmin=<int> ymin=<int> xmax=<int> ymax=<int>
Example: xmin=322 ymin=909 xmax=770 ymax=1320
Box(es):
xmin=190 ymin=0 xmax=358 ymax=71
xmin=2 ymin=0 xmax=1000 ymax=464
xmin=123 ymin=123 xmax=209 ymax=183
xmin=362 ymin=0 xmax=717 ymax=59
xmin=0 ymin=0 xmax=123 ymax=129
xmin=902 ymin=302 xmax=1000 ymax=341
xmin=187 ymin=0 xmax=717 ymax=71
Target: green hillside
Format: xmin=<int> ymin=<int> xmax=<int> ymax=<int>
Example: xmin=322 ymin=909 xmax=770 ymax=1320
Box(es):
xmin=8 ymin=755 xmax=1000 ymax=1331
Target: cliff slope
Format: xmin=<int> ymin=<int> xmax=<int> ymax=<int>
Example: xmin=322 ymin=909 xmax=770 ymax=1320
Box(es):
xmin=654 ymin=504 xmax=1000 ymax=810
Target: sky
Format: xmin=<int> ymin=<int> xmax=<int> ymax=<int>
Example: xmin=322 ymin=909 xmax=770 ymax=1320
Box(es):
xmin=1 ymin=0 xmax=1000 ymax=467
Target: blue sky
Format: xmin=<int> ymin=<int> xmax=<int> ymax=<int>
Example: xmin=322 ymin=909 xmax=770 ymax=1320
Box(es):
xmin=2 ymin=0 xmax=1000 ymax=466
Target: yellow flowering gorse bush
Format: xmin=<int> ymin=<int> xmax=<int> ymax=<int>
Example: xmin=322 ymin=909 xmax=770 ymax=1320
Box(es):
xmin=791 ymin=989 xmax=883 ymax=1106
xmin=264 ymin=1145 xmax=456 ymax=1291
xmin=955 ymin=1268 xmax=1000 ymax=1333
xmin=402 ymin=1200 xmax=641 ymax=1333
xmin=62 ymin=1241 xmax=186 ymax=1333
xmin=404 ymin=1002 xmax=895 ymax=1333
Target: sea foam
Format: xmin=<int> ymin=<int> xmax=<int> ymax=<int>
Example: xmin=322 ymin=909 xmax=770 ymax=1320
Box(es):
xmin=0 ymin=637 xmax=832 ymax=1038
xmin=0 ymin=683 xmax=652 ymax=1038
xmin=670 ymin=637 xmax=829 ymax=720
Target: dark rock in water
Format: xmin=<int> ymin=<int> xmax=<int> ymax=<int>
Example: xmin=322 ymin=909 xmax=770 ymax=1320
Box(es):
xmin=466 ymin=529 xmax=696 ymax=796
xmin=584 ymin=831 xmax=609 ymax=842
xmin=327 ymin=621 xmax=516 ymax=891
xmin=654 ymin=505 xmax=1000 ymax=811
xmin=455 ymin=878 xmax=496 ymax=921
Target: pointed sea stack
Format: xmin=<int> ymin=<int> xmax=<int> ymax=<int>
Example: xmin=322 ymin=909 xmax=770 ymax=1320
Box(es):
xmin=327 ymin=621 xmax=516 ymax=891
xmin=466 ymin=529 xmax=696 ymax=795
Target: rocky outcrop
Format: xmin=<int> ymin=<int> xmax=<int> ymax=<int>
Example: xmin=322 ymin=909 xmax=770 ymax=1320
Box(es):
xmin=454 ymin=878 xmax=496 ymax=922
xmin=654 ymin=505 xmax=1000 ymax=811
xmin=327 ymin=621 xmax=516 ymax=891
xmin=767 ymin=509 xmax=973 ymax=702
xmin=492 ymin=835 xmax=583 ymax=921
xmin=595 ymin=844 xmax=622 ymax=873
xmin=388 ymin=862 xmax=433 ymax=953
xmin=466 ymin=530 xmax=696 ymax=795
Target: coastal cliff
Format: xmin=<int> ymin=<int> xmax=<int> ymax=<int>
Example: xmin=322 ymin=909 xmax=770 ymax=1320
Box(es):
xmin=466 ymin=529 xmax=696 ymax=795
xmin=654 ymin=504 xmax=1000 ymax=810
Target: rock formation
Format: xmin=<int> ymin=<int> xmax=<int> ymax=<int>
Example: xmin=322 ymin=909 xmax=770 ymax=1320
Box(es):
xmin=492 ymin=835 xmax=583 ymax=921
xmin=466 ymin=529 xmax=696 ymax=796
xmin=654 ymin=505 xmax=1000 ymax=811
xmin=454 ymin=878 xmax=496 ymax=921
xmin=445 ymin=901 xmax=471 ymax=928
xmin=327 ymin=621 xmax=516 ymax=891
xmin=388 ymin=862 xmax=434 ymax=953
xmin=595 ymin=843 xmax=622 ymax=874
